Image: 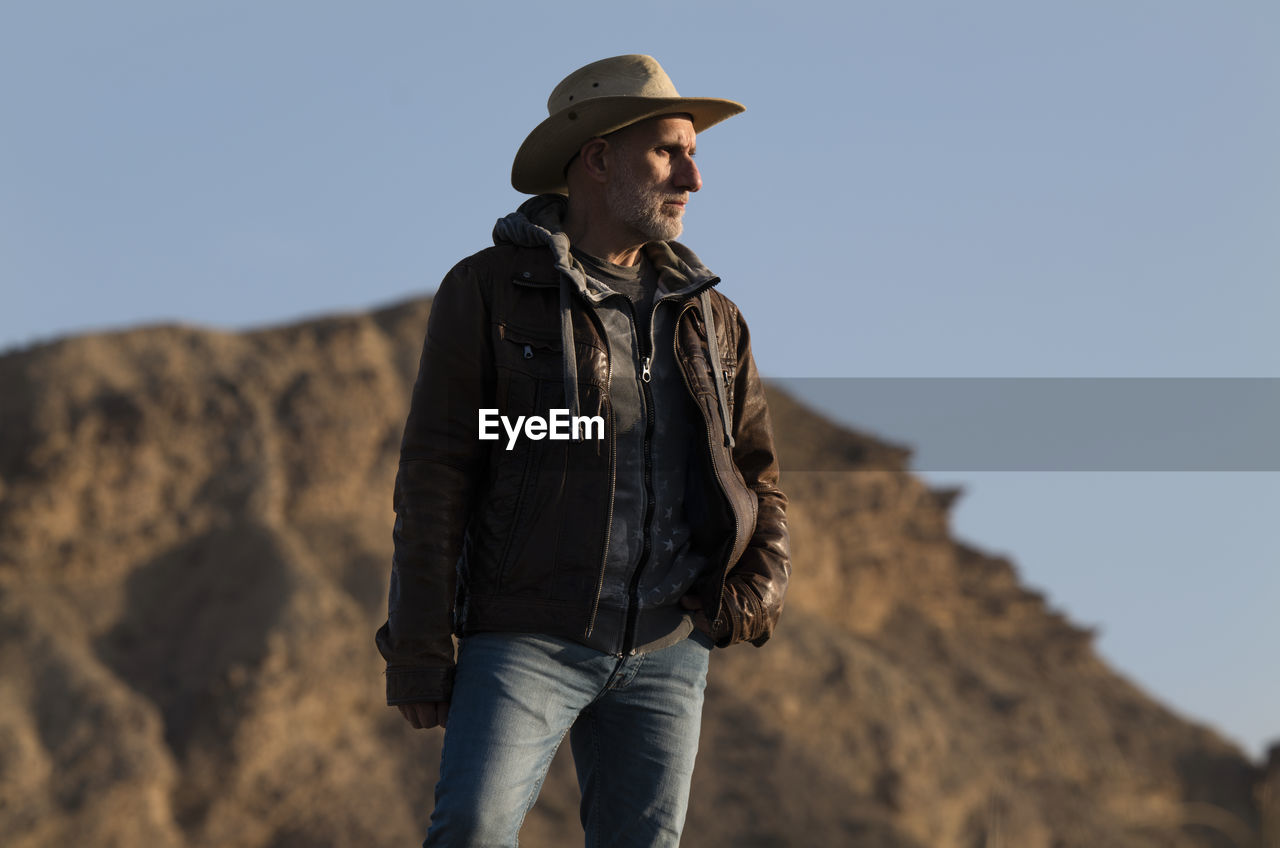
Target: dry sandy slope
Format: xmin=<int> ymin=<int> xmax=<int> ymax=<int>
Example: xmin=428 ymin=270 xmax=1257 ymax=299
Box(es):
xmin=0 ymin=299 xmax=1268 ymax=847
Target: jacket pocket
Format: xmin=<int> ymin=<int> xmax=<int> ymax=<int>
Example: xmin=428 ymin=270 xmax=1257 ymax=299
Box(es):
xmin=689 ymin=306 xmax=737 ymax=421
xmin=497 ymin=323 xmax=564 ymax=381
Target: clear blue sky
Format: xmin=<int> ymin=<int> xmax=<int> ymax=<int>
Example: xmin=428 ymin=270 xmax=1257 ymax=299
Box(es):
xmin=2 ymin=2 xmax=1276 ymax=757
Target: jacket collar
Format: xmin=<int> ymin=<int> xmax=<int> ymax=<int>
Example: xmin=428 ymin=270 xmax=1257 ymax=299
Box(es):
xmin=492 ymin=194 xmax=718 ymax=303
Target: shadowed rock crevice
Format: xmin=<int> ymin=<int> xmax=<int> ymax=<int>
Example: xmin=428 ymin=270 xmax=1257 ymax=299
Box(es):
xmin=94 ymin=523 xmax=293 ymax=760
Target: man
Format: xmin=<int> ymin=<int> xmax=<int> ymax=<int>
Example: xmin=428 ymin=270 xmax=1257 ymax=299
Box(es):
xmin=375 ymin=54 xmax=790 ymax=847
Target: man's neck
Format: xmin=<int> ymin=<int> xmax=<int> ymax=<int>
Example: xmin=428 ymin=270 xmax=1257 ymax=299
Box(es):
xmin=562 ymin=199 xmax=648 ymax=267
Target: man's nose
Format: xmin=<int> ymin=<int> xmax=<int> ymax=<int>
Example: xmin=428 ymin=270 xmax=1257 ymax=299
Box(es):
xmin=675 ymin=156 xmax=702 ymax=192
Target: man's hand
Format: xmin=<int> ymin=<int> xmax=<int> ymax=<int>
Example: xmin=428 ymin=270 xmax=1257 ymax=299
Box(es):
xmin=397 ymin=700 xmax=450 ymax=730
xmin=680 ymin=594 xmax=714 ymax=636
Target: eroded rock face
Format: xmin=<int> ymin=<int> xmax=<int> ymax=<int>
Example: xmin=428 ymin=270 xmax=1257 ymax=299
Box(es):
xmin=0 ymin=300 xmax=1266 ymax=847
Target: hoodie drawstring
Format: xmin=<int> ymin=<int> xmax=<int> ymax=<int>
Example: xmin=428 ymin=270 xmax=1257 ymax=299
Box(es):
xmin=700 ymin=289 xmax=735 ymax=449
xmin=558 ymin=272 xmax=583 ymax=430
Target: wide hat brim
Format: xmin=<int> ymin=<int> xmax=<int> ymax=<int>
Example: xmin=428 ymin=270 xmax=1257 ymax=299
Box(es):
xmin=511 ymin=96 xmax=744 ymax=196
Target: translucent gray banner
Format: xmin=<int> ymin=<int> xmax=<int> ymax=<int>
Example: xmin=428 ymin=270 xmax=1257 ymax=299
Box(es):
xmin=771 ymin=378 xmax=1280 ymax=472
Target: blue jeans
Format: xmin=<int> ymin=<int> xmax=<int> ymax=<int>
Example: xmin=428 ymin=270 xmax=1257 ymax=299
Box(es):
xmin=423 ymin=630 xmax=713 ymax=847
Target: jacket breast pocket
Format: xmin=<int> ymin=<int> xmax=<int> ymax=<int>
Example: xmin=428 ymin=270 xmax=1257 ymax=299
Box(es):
xmin=497 ymin=323 xmax=565 ymax=385
xmin=691 ymin=307 xmax=738 ymax=419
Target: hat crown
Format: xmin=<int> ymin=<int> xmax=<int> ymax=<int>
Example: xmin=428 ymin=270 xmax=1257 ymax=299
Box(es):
xmin=546 ymin=54 xmax=681 ymax=115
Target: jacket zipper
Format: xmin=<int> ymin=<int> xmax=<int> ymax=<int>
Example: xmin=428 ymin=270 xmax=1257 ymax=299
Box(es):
xmin=621 ymin=296 xmax=657 ymax=656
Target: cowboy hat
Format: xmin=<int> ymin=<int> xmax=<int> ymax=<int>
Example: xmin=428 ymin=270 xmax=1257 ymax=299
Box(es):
xmin=511 ymin=54 xmax=745 ymax=195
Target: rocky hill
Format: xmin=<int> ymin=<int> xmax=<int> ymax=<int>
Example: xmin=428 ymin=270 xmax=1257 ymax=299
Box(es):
xmin=0 ymin=299 xmax=1271 ymax=847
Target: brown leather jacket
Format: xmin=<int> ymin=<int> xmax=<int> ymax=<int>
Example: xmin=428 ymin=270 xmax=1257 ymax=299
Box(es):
xmin=375 ymin=229 xmax=790 ymax=705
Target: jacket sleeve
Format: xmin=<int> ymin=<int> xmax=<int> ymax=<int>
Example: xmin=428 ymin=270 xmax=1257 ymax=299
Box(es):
xmin=374 ymin=262 xmax=493 ymax=704
xmin=713 ymin=306 xmax=791 ymax=648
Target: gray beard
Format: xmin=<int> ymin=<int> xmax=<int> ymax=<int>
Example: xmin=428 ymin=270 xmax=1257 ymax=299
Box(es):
xmin=605 ymin=163 xmax=683 ymax=243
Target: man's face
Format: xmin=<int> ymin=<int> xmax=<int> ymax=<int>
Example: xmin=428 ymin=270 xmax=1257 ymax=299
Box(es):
xmin=604 ymin=115 xmax=702 ymax=243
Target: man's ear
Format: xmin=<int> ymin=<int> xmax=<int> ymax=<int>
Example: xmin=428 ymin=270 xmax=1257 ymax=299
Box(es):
xmin=578 ymin=137 xmax=611 ymax=184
